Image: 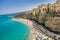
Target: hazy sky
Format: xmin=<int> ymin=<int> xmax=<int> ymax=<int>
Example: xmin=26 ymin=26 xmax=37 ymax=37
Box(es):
xmin=0 ymin=0 xmax=56 ymax=15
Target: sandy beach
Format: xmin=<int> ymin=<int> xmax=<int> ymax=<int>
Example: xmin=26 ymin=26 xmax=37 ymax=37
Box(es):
xmin=12 ymin=18 xmax=46 ymax=40
xmin=12 ymin=18 xmax=38 ymax=40
xmin=12 ymin=18 xmax=54 ymax=40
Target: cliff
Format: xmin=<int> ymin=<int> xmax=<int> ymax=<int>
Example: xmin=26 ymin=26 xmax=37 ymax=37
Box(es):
xmin=14 ymin=0 xmax=60 ymax=34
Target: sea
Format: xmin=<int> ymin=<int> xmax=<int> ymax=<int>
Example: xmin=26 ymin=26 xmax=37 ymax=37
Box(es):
xmin=0 ymin=13 xmax=30 ymax=40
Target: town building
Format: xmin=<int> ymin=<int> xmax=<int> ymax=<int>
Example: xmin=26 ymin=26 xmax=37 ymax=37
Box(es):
xmin=38 ymin=4 xmax=47 ymax=14
xmin=48 ymin=0 xmax=60 ymax=14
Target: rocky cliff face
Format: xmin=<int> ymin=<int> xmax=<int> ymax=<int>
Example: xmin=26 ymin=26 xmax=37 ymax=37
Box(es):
xmin=45 ymin=0 xmax=60 ymax=33
xmin=45 ymin=14 xmax=60 ymax=33
xmin=14 ymin=0 xmax=60 ymax=33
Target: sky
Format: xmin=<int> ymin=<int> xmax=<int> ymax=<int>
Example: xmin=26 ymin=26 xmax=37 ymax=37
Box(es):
xmin=0 ymin=0 xmax=56 ymax=15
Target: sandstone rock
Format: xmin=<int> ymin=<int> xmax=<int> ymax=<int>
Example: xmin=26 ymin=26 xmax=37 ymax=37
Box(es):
xmin=45 ymin=17 xmax=60 ymax=32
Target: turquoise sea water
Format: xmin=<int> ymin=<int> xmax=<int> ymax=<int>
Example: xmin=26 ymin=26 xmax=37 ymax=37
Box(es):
xmin=0 ymin=15 xmax=30 ymax=40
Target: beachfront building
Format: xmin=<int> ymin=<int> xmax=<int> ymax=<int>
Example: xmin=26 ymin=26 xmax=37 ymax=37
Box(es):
xmin=30 ymin=8 xmax=37 ymax=16
xmin=37 ymin=4 xmax=47 ymax=23
xmin=38 ymin=4 xmax=47 ymax=14
xmin=49 ymin=3 xmax=60 ymax=13
xmin=48 ymin=0 xmax=60 ymax=15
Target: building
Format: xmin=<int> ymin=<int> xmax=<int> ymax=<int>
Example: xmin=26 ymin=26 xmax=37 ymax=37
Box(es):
xmin=37 ymin=4 xmax=47 ymax=23
xmin=38 ymin=4 xmax=47 ymax=14
xmin=49 ymin=0 xmax=60 ymax=13
xmin=56 ymin=0 xmax=60 ymax=4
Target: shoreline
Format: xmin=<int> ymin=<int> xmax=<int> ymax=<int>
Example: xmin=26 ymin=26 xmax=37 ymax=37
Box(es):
xmin=12 ymin=18 xmax=46 ymax=40
xmin=12 ymin=18 xmax=35 ymax=40
xmin=12 ymin=18 xmax=57 ymax=40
